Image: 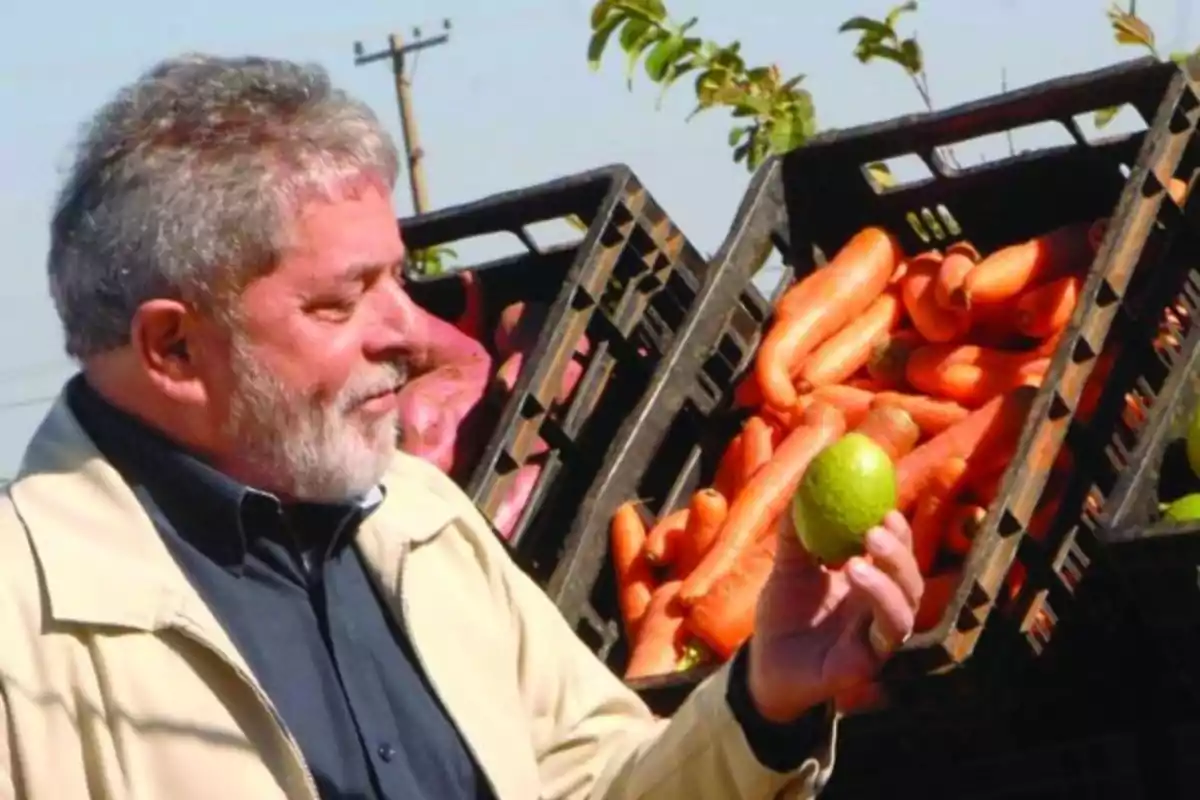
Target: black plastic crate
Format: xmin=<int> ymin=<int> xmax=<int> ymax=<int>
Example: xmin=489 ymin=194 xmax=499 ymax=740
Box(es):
xmin=542 ymin=57 xmax=1200 ymax=702
xmin=398 ymin=166 xmax=767 ymax=580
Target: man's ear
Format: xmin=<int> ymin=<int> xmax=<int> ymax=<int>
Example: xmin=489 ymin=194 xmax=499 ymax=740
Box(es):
xmin=129 ymin=299 xmax=207 ymax=406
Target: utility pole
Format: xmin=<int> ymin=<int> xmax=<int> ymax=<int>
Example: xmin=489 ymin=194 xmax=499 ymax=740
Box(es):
xmin=354 ymin=20 xmax=451 ymax=215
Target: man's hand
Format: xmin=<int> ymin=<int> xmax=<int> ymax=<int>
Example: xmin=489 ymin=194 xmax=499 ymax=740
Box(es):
xmin=746 ymin=510 xmax=923 ymax=723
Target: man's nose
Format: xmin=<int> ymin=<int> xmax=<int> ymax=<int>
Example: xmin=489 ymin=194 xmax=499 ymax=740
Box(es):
xmin=365 ymin=276 xmax=420 ymax=357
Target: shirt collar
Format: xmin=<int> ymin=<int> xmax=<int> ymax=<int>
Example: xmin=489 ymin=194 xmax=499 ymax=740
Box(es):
xmin=65 ymin=374 xmax=384 ymax=571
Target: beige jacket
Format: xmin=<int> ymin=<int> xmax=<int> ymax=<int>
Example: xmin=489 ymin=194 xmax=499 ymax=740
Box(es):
xmin=0 ymin=396 xmax=836 ymax=799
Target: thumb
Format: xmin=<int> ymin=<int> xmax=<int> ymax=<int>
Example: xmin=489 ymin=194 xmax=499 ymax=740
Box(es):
xmin=773 ymin=509 xmax=819 ymax=572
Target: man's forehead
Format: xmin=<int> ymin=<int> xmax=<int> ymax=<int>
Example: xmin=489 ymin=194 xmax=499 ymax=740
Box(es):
xmin=284 ymin=187 xmax=404 ymax=274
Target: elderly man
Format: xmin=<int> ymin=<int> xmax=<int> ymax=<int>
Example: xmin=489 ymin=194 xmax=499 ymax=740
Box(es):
xmin=0 ymin=55 xmax=923 ymax=799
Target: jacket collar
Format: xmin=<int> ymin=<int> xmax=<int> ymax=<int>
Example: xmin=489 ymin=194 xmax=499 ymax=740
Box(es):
xmin=10 ymin=385 xmax=455 ymax=636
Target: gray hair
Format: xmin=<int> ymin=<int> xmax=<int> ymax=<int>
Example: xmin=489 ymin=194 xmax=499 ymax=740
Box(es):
xmin=48 ymin=53 xmax=400 ymax=359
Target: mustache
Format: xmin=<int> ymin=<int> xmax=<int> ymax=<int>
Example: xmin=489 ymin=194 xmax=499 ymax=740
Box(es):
xmin=340 ymin=362 xmax=409 ymax=408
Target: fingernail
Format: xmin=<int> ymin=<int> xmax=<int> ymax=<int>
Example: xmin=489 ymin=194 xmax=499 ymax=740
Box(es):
xmin=849 ymin=558 xmax=872 ymax=578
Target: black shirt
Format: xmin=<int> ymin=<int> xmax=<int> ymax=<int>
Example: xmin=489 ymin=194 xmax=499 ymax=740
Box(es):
xmin=67 ymin=376 xmax=495 ymax=800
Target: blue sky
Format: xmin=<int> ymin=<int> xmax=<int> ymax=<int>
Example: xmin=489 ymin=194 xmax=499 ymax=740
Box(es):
xmin=0 ymin=0 xmax=1194 ymax=474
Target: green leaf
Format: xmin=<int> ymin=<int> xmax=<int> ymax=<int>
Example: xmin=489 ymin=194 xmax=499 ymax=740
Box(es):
xmin=1094 ymin=105 xmax=1121 ymax=128
xmin=865 ymin=162 xmax=896 ymax=189
xmin=780 ymin=73 xmax=807 ymax=92
xmin=587 ymin=13 xmax=626 ymax=70
xmin=899 ymin=37 xmax=923 ymax=74
xmin=837 ymin=16 xmax=893 ymax=37
xmin=621 ymin=21 xmax=663 ymax=88
xmin=728 ymin=125 xmax=749 ymax=146
xmin=590 ymin=0 xmax=620 ymax=30
xmin=1107 ymin=6 xmax=1156 ymax=51
xmin=885 ymin=0 xmax=918 ymax=30
xmin=645 ymin=34 xmax=685 ymax=82
xmin=732 ymin=139 xmax=751 ymax=164
xmin=856 ymin=41 xmax=912 ymax=69
xmin=619 ymin=16 xmax=650 ymax=51
xmin=1169 ymin=50 xmax=1193 ymax=65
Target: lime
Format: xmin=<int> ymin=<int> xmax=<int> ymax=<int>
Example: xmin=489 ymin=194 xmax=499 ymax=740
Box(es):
xmin=792 ymin=432 xmax=897 ymax=565
xmin=1162 ymin=493 xmax=1200 ymax=523
xmin=1186 ymin=404 xmax=1200 ymax=480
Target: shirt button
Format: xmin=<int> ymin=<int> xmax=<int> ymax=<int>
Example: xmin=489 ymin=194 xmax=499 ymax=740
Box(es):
xmin=377 ymin=742 xmax=396 ymax=762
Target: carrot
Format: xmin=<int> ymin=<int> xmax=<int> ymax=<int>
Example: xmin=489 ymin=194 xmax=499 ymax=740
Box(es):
xmin=625 ymin=581 xmax=689 ymax=680
xmin=756 ymin=228 xmax=903 ymax=410
xmin=852 ymin=405 xmax=921 ymax=462
xmin=679 ymin=402 xmax=847 ymax=604
xmin=867 ymin=329 xmax=923 ymax=387
xmin=1168 ymin=176 xmax=1190 ymax=204
xmin=733 ymin=374 xmax=764 ymax=409
xmin=953 ymin=223 xmax=1090 ymax=309
xmin=774 ymin=227 xmax=904 ymax=320
xmin=796 ymin=290 xmax=903 ymax=392
xmin=910 ymin=457 xmax=969 ymax=574
xmin=741 ymin=416 xmax=776 ymax=485
xmin=685 ymin=535 xmax=777 ymax=660
xmin=902 ymin=252 xmax=971 ymax=343
xmin=934 ymin=250 xmax=978 ymax=310
xmin=797 ymin=384 xmax=875 ymax=428
xmin=678 ymin=489 xmax=730 ymax=577
xmin=611 ymin=502 xmax=656 ymax=639
xmin=1015 ymin=275 xmax=1081 ymax=339
xmin=965 ymin=465 xmax=1006 ymax=506
xmin=871 ymin=391 xmax=970 ymax=436
xmin=644 ymin=508 xmax=690 ymax=566
xmin=895 ymin=386 xmax=1036 ymax=513
xmin=906 ymin=343 xmax=1050 ymax=406
xmin=713 ymin=434 xmax=745 ymax=499
xmin=946 ymin=241 xmax=981 ymax=261
xmin=915 ymin=572 xmax=960 ymax=632
xmin=943 ymin=503 xmax=987 ymax=557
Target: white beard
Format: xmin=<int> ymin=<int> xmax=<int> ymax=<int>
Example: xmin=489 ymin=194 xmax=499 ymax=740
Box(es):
xmin=223 ymin=335 xmax=404 ymax=502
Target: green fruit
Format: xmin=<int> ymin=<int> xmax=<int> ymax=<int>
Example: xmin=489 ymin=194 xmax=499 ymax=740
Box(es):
xmin=1187 ymin=404 xmax=1200 ymax=480
xmin=1162 ymin=493 xmax=1200 ymax=523
xmin=792 ymin=432 xmax=897 ymax=565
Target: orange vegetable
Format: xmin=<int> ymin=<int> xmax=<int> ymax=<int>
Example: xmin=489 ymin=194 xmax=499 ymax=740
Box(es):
xmin=644 ymin=508 xmax=690 ymax=566
xmin=871 ymin=391 xmax=970 ymax=436
xmin=902 ymin=252 xmax=971 ymax=343
xmin=625 ymin=581 xmax=689 ymax=680
xmin=796 ymin=290 xmax=903 ymax=392
xmin=906 ymin=343 xmax=1050 ymax=406
xmin=611 ymin=502 xmax=656 ymax=639
xmin=915 ymin=572 xmax=959 ymax=632
xmin=910 ymin=457 xmax=969 ymax=574
xmin=713 ymin=434 xmax=746 ymax=499
xmin=680 ymin=402 xmax=847 ymax=604
xmin=756 ymin=228 xmax=902 ymax=410
xmin=686 ymin=535 xmax=777 ymax=660
xmin=678 ymin=489 xmax=730 ymax=577
xmin=733 ymin=374 xmax=764 ymax=409
xmin=934 ymin=250 xmax=978 ymax=310
xmin=774 ymin=228 xmax=904 ymax=320
xmin=1015 ymin=275 xmax=1081 ymax=339
xmin=797 ymin=384 xmax=875 ymax=428
xmin=946 ymin=241 xmax=981 ymax=261
xmin=943 ymin=503 xmax=987 ymax=557
xmin=895 ymin=386 xmax=1036 ymax=513
xmin=867 ymin=329 xmax=923 ymax=387
xmin=953 ymin=223 xmax=1090 ymax=309
xmin=852 ymin=405 xmax=921 ymax=462
xmin=741 ymin=416 xmax=776 ymax=485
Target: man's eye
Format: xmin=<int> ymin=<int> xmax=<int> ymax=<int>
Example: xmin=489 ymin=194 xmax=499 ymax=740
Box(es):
xmin=308 ymin=299 xmax=356 ymax=320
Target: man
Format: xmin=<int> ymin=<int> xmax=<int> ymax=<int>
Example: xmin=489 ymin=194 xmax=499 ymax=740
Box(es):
xmin=0 ymin=54 xmax=924 ymax=799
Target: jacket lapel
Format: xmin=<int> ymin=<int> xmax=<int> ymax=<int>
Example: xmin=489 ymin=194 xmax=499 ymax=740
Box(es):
xmin=10 ymin=394 xmax=255 ymax=672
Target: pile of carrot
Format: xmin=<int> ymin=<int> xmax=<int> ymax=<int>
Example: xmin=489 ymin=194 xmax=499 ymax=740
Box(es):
xmin=611 ymin=177 xmax=1193 ymax=681
xmin=401 ymin=273 xmax=592 ymax=540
